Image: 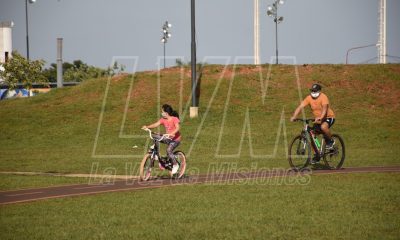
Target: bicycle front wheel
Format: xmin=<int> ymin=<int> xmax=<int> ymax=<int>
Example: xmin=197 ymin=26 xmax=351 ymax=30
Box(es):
xmin=139 ymin=154 xmax=154 ymax=181
xmin=288 ymin=135 xmax=311 ymax=171
xmin=323 ymin=134 xmax=345 ymax=169
xmin=173 ymin=151 xmax=187 ymax=179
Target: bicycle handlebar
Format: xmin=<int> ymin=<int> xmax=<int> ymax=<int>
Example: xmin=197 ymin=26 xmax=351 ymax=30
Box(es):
xmin=293 ymin=118 xmax=315 ymax=124
xmin=142 ymin=128 xmax=172 ymax=141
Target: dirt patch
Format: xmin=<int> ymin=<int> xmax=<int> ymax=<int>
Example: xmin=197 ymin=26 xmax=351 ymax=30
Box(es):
xmin=111 ymin=73 xmax=129 ymax=82
xmin=389 ymin=65 xmax=400 ymax=75
xmin=237 ymin=65 xmax=263 ymax=75
xmin=366 ymin=81 xmax=400 ymax=110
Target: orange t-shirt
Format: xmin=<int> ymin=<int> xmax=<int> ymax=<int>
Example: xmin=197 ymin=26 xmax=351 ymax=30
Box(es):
xmin=301 ymin=93 xmax=335 ymax=118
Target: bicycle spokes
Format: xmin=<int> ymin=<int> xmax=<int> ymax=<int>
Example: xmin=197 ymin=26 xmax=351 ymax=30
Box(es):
xmin=141 ymin=156 xmax=153 ymax=180
xmin=288 ymin=135 xmax=311 ymax=170
xmin=296 ymin=139 xmax=304 ymax=155
xmin=322 ymin=134 xmax=345 ymax=169
xmin=173 ymin=151 xmax=186 ymax=179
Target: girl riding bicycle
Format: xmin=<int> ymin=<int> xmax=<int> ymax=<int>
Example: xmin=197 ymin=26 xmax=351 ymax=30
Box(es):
xmin=141 ymin=104 xmax=181 ymax=174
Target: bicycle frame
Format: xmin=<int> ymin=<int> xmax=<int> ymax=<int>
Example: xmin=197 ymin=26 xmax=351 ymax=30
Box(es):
xmin=143 ymin=128 xmax=172 ymax=165
xmin=148 ymin=138 xmax=161 ymax=161
xmin=300 ymin=120 xmax=325 ymax=158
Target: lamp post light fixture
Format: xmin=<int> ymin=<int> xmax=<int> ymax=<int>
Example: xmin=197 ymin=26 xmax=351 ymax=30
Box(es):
xmin=161 ymin=21 xmax=172 ymax=69
xmin=25 ymin=0 xmax=36 ymax=60
xmin=267 ymin=0 xmax=285 ymax=64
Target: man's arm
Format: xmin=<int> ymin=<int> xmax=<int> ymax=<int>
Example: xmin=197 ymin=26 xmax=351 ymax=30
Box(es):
xmin=290 ymin=104 xmax=304 ymax=122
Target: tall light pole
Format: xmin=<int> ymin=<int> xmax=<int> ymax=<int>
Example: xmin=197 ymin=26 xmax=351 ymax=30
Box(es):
xmin=190 ymin=0 xmax=198 ymax=118
xmin=161 ymin=21 xmax=172 ymax=69
xmin=25 ymin=0 xmax=36 ymax=60
xmin=267 ymin=0 xmax=285 ymax=65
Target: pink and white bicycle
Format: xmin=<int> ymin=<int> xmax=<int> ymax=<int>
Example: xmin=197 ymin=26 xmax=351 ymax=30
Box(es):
xmin=139 ymin=128 xmax=187 ymax=181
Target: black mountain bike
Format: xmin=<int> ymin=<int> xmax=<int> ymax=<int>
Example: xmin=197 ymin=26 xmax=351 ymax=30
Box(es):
xmin=288 ymin=119 xmax=345 ymax=171
xmin=140 ymin=128 xmax=187 ymax=181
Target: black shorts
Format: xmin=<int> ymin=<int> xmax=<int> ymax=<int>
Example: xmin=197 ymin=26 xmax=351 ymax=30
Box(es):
xmin=324 ymin=118 xmax=335 ymax=128
xmin=313 ymin=118 xmax=335 ymax=132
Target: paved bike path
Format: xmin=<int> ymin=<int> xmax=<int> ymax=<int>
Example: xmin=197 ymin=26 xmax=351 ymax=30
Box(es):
xmin=1 ymin=166 xmax=399 ymax=205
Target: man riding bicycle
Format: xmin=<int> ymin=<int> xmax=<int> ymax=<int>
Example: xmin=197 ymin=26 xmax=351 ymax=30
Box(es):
xmin=290 ymin=84 xmax=336 ymax=151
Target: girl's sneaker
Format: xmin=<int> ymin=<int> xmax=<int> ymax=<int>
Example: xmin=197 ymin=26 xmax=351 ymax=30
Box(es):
xmin=171 ymin=163 xmax=179 ymax=174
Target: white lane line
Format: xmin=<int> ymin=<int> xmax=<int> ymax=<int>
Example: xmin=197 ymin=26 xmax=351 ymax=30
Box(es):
xmin=6 ymin=191 xmax=43 ymax=197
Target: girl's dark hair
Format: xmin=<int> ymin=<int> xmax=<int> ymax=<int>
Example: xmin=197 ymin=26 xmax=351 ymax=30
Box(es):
xmin=162 ymin=104 xmax=179 ymax=119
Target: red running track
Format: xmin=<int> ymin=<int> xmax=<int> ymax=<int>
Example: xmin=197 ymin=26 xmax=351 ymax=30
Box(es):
xmin=1 ymin=166 xmax=399 ymax=205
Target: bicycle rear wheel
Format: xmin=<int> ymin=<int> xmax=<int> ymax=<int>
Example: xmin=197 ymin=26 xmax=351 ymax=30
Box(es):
xmin=288 ymin=135 xmax=311 ymax=171
xmin=323 ymin=134 xmax=345 ymax=169
xmin=139 ymin=154 xmax=154 ymax=181
xmin=173 ymin=151 xmax=187 ymax=179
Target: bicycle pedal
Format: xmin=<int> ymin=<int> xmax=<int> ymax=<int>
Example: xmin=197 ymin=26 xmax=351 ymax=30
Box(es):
xmin=325 ymin=148 xmax=336 ymax=153
xmin=297 ymin=150 xmax=305 ymax=155
xmin=165 ymin=166 xmax=173 ymax=171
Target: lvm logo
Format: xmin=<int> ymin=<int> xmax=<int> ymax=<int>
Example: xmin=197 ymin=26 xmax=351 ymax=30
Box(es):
xmin=92 ymin=56 xmax=307 ymax=160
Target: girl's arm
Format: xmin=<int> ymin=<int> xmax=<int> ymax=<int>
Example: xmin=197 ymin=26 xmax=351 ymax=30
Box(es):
xmin=142 ymin=120 xmax=161 ymax=129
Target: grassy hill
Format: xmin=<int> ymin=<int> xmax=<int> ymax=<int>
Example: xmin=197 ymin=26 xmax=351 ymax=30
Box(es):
xmin=0 ymin=64 xmax=399 ymax=174
xmin=1 ymin=64 xmax=400 ymax=240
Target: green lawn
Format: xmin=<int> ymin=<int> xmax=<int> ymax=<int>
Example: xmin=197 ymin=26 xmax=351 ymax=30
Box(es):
xmin=1 ymin=63 xmax=399 ymax=239
xmin=1 ymin=172 xmax=399 ymax=239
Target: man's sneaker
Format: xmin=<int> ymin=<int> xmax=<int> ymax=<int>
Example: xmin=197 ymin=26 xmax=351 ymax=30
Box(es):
xmin=311 ymin=156 xmax=320 ymax=165
xmin=325 ymin=139 xmax=336 ymax=150
xmin=171 ymin=163 xmax=179 ymax=175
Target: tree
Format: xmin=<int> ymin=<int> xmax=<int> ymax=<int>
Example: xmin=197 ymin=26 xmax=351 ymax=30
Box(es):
xmin=63 ymin=61 xmax=108 ymax=82
xmin=42 ymin=63 xmax=57 ymax=82
xmin=175 ymin=58 xmax=184 ymax=67
xmin=41 ymin=59 xmax=126 ymax=83
xmin=106 ymin=61 xmax=126 ymax=77
xmin=0 ymin=51 xmax=48 ymax=90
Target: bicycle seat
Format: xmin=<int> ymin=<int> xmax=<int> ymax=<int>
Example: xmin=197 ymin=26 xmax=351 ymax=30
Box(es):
xmin=311 ymin=124 xmax=323 ymax=134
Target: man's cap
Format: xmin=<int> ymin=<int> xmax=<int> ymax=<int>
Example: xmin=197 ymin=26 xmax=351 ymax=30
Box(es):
xmin=310 ymin=84 xmax=322 ymax=92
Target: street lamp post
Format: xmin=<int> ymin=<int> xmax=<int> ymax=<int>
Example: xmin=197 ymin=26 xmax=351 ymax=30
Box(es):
xmin=190 ymin=0 xmax=198 ymax=118
xmin=267 ymin=0 xmax=285 ymax=64
xmin=25 ymin=0 xmax=36 ymax=60
xmin=161 ymin=21 xmax=172 ymax=69
xmin=345 ymin=44 xmax=378 ymax=64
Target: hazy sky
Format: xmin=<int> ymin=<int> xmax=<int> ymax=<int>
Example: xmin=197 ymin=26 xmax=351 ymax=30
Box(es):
xmin=1 ymin=0 xmax=399 ymax=71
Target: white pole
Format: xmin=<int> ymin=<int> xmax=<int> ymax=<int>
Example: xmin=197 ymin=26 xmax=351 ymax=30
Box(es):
xmin=383 ymin=0 xmax=387 ymax=64
xmin=57 ymin=38 xmax=63 ymax=88
xmin=254 ymin=0 xmax=260 ymax=65
xmin=379 ymin=0 xmax=387 ymax=64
